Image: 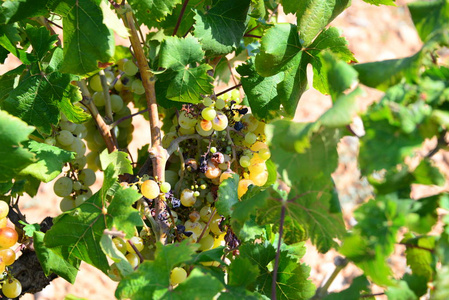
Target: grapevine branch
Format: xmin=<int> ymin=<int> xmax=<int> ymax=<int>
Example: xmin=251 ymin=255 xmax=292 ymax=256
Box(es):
xmin=216 ymin=84 xmax=242 ymax=97
xmin=78 ymin=81 xmax=117 ymax=153
xmin=120 ymin=5 xmax=168 ymax=242
xmin=172 ymin=0 xmax=190 ymax=36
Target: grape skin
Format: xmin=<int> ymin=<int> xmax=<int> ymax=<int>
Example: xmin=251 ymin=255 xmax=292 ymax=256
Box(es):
xmin=2 ymin=278 xmax=22 ymax=298
xmin=141 ymin=180 xmax=160 ymax=199
xmin=170 ymin=267 xmax=187 ymax=285
xmin=54 ymin=177 xmax=73 ymax=197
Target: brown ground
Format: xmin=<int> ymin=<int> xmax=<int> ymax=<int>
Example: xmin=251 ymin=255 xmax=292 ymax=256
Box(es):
xmin=1 ymin=0 xmax=442 ymax=299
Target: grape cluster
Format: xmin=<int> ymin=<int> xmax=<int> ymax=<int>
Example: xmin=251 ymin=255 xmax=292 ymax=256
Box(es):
xmin=0 ymin=202 xmax=22 ymax=299
xmin=54 ymin=168 xmax=96 ymax=211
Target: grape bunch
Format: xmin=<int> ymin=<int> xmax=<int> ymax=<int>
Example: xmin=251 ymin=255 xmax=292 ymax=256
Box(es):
xmin=0 ymin=202 xmax=22 ymax=299
xmin=54 ymin=168 xmax=96 ymax=212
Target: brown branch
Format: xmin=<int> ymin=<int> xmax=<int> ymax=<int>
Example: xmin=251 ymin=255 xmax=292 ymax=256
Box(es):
xmin=78 ymin=81 xmax=117 ymax=153
xmin=173 ymin=0 xmax=190 ymax=36
xmin=216 ymin=84 xmax=242 ymax=97
xmin=110 ymin=108 xmax=148 ymax=129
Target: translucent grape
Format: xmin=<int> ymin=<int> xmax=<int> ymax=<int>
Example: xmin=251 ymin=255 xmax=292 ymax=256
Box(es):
xmin=212 ymin=112 xmax=228 ymax=131
xmin=170 ymin=267 xmax=187 ymax=285
xmin=0 ymin=201 xmax=9 ymax=219
xmin=57 ymin=130 xmax=74 ymax=146
xmin=249 ymin=170 xmax=269 ymax=186
xmin=123 ymin=60 xmax=139 ymax=76
xmin=89 ymin=74 xmax=103 ymax=92
xmin=60 ymin=121 xmax=77 ymax=132
xmin=215 ymin=98 xmax=226 ymax=110
xmin=126 ymin=252 xmax=140 ymax=269
xmin=79 ymin=168 xmax=96 ymax=186
xmin=241 ymin=114 xmax=259 ymax=132
xmin=196 ymin=123 xmax=213 ymax=137
xmin=203 ymin=97 xmax=214 ymax=107
xmin=201 ymin=107 xmax=216 ymax=121
xmin=239 ymin=156 xmax=251 ymax=168
xmin=259 ymin=148 xmax=271 ymax=160
xmin=110 ymin=94 xmax=124 ymax=112
xmin=178 ymin=111 xmax=197 ymax=129
xmin=75 ymin=194 xmax=89 ymax=206
xmin=238 ymin=179 xmax=254 ymax=198
xmin=180 ymin=189 xmax=196 ymax=207
xmin=200 ymin=206 xmax=213 ymax=222
xmin=113 ymin=237 xmax=127 ymax=255
xmin=199 ymin=234 xmax=214 ymax=251
xmin=160 ymin=182 xmax=171 ymax=193
xmin=244 ymin=132 xmax=257 ymax=145
xmin=131 ymin=79 xmax=145 ymax=95
xmin=126 ymin=236 xmax=144 ymax=253
xmin=0 ymin=227 xmax=18 ymax=249
xmin=0 ymin=248 xmax=15 ymax=266
xmin=2 ymin=278 xmax=22 ymax=299
xmin=53 ymin=177 xmax=73 ymax=197
xmin=141 ymin=180 xmax=160 ymax=199
xmin=60 ymin=197 xmax=75 ymax=212
xmin=231 ymin=89 xmax=240 ymax=101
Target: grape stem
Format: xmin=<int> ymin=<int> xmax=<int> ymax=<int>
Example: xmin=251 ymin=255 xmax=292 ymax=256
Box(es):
xmin=196 ymin=208 xmax=216 ymax=244
xmin=99 ymin=70 xmax=114 ymax=123
xmin=172 ymin=0 xmax=190 ymax=36
xmin=216 ymin=83 xmax=242 ymax=97
xmin=120 ymin=7 xmax=168 ymax=242
xmin=109 ymin=108 xmax=148 ymax=129
xmin=127 ymin=239 xmax=144 ymax=264
xmin=78 ymin=81 xmax=117 ymax=153
xmin=312 ymin=256 xmax=348 ymax=299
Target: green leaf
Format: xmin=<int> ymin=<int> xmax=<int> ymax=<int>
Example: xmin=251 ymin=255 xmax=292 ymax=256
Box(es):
xmin=54 ymin=0 xmax=114 ymax=75
xmin=99 ymin=149 xmax=133 ymax=177
xmin=216 ymin=174 xmax=239 ymax=217
xmin=193 ymin=0 xmax=251 ymax=55
xmin=19 ymin=221 xmax=40 ymax=237
xmin=19 ymin=140 xmax=75 ymax=182
xmin=0 ymin=110 xmax=35 ymax=182
xmin=34 ymin=231 xmax=80 ymax=284
xmin=44 ymin=192 xmax=110 ymax=273
xmin=319 ymin=87 xmax=363 ymax=128
xmin=107 ymin=186 xmax=143 ymax=239
xmin=237 ymin=58 xmax=284 ymax=121
xmin=363 ymin=0 xmax=396 ymax=5
xmin=25 ymin=25 xmax=58 ymax=61
xmin=166 ymin=64 xmax=214 ymax=103
xmin=0 ymin=24 xmax=33 ymax=64
xmin=59 ymin=97 xmax=91 ymax=124
xmin=412 ymin=159 xmax=446 ymax=186
xmin=0 ymin=0 xmax=51 ymax=24
xmin=159 ymin=0 xmax=202 ymax=36
xmin=282 ymin=0 xmax=350 ymax=46
xmin=116 ymin=241 xmax=199 ymax=300
xmin=324 ymin=275 xmax=372 ymax=300
xmin=228 ymin=256 xmax=259 ymax=287
xmin=240 ymin=243 xmax=315 ymax=299
xmin=255 ymin=23 xmax=302 ymax=77
xmin=1 ymin=69 xmax=74 ymax=135
xmin=402 ymin=235 xmax=436 ymax=281
xmin=128 ymin=0 xmax=182 ymax=29
xmin=408 ymin=0 xmax=449 ymax=42
xmin=99 ymin=234 xmax=133 ymax=277
xmin=100 ymin=1 xmax=128 ymax=38
xmin=159 ymin=36 xmax=204 ymax=71
xmin=385 ymin=281 xmax=417 ymax=300
xmin=161 ymin=268 xmax=225 ymax=299
xmin=354 ymin=52 xmax=423 ymax=91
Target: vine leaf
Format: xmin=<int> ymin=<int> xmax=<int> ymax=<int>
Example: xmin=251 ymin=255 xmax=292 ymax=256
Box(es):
xmin=281 ymin=0 xmax=350 ymax=47
xmin=158 ymin=36 xmax=213 ymax=103
xmin=324 ymin=275 xmax=372 ymax=300
xmin=19 ymin=140 xmax=75 ymax=183
xmin=99 ymin=149 xmax=133 ymax=177
xmin=128 ymin=0 xmax=182 ymax=29
xmin=0 ymin=0 xmax=51 ymax=24
xmin=53 ymin=0 xmax=114 ymax=76
xmin=0 ymin=110 xmax=35 ymax=183
xmin=408 ymin=0 xmax=449 ymax=42
xmin=0 ymin=24 xmax=33 ymax=64
xmin=116 ymin=241 xmax=200 ymax=300
xmin=385 ymin=281 xmax=417 ymax=299
xmin=193 ymin=0 xmax=251 ymax=55
xmin=402 ymin=235 xmax=436 ymax=281
xmin=239 ymin=242 xmax=315 ymax=300
xmin=34 ymin=231 xmax=80 ymax=284
xmin=216 ymin=174 xmax=239 ymax=217
xmin=362 ymin=0 xmax=396 ymax=5
xmin=227 ymin=256 xmax=259 ymax=287
xmin=160 ymin=0 xmax=203 ymax=36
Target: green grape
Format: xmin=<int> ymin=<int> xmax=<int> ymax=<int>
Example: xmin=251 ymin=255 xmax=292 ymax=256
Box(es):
xmin=200 ymin=206 xmax=212 ymax=222
xmin=72 ymin=123 xmax=87 ymax=138
xmin=44 ymin=137 xmax=56 ymax=146
xmin=203 ymin=97 xmax=214 ymax=107
xmin=126 ymin=236 xmax=144 ymax=253
xmin=59 ymin=197 xmax=75 ymax=212
xmin=160 ymin=182 xmax=171 ymax=193
xmin=241 ymin=114 xmax=259 ymax=132
xmin=162 ymin=132 xmax=178 ymax=149
xmin=75 ymin=194 xmax=89 ymax=206
xmin=110 ymin=94 xmax=124 ymax=112
xmin=141 ymin=180 xmax=160 ymax=199
xmin=68 ymin=137 xmax=86 ymax=159
xmin=112 ymin=237 xmax=127 ymax=255
xmin=131 ymin=79 xmax=145 ymax=95
xmin=212 ymin=112 xmax=228 ymax=131
xmin=0 ymin=227 xmax=18 ymax=249
xmin=53 ymin=177 xmax=73 ymax=197
xmin=126 ymin=252 xmax=140 ymax=269
xmin=259 ymin=148 xmax=271 ymax=160
xmin=170 ymin=267 xmax=187 ymax=285
xmin=244 ymin=132 xmax=257 ymax=145
xmin=198 ymin=234 xmax=214 ymax=251
xmin=79 ymin=168 xmax=96 ymax=186
xmin=193 ymin=191 xmax=200 ymax=197
xmin=178 ymin=111 xmax=197 ymax=129
xmin=0 ymin=202 xmax=9 ymax=219
xmin=86 ymin=152 xmax=99 ymax=172
xmin=210 ymin=146 xmax=217 ymax=154
xmin=178 ymin=126 xmax=195 ymax=135
xmin=123 ymin=59 xmax=139 ymax=76
xmin=189 ymin=211 xmax=200 ymax=222
xmin=239 ymin=156 xmax=251 ymax=168
xmin=104 ymin=70 xmax=115 ymax=84
xmin=201 ymin=107 xmax=216 ymax=121
xmin=215 ymin=98 xmax=226 ymax=110
xmin=184 ymin=221 xmax=203 ymax=236
xmin=56 ymin=130 xmax=74 ymax=146
xmin=230 ymin=89 xmax=239 ymax=101
xmin=180 ymin=189 xmax=196 ymax=207
xmin=72 ymin=181 xmax=83 ymax=191
xmin=2 ymin=278 xmax=22 ymax=298
xmin=195 ymin=123 xmax=213 ymax=137
xmin=92 ymin=91 xmax=106 ymax=106
xmin=108 ymin=263 xmax=122 ymax=281
xmin=73 ymin=156 xmax=87 ymax=169
xmin=90 ymin=74 xmax=103 ymax=92
xmin=60 ymin=121 xmax=77 ymax=132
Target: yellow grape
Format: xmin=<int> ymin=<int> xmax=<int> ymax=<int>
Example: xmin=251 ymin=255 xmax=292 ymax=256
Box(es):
xmin=250 ymin=141 xmax=269 ymax=152
xmin=198 ymin=234 xmax=214 ymax=251
xmin=205 ymin=163 xmax=221 ymax=179
xmin=0 ymin=218 xmax=7 ymax=229
xmin=249 ymin=170 xmax=269 ymax=186
xmin=212 ymin=112 xmax=228 ymax=131
xmin=184 ymin=221 xmax=203 ymax=236
xmin=180 ymin=189 xmax=196 ymax=207
xmin=259 ymin=148 xmax=271 ymax=160
xmin=210 ymin=214 xmax=223 ymax=235
xmin=126 ymin=236 xmax=144 ymax=253
xmin=213 ymin=233 xmax=226 ymax=249
xmin=0 ymin=227 xmax=18 ymax=249
xmin=195 ymin=123 xmax=213 ymax=137
xmin=189 ymin=211 xmax=201 ymax=222
xmin=200 ymin=206 xmax=213 ymax=222
xmin=238 ymin=179 xmax=254 ymax=198
xmin=200 ymin=119 xmax=213 ymax=131
xmin=2 ymin=278 xmax=21 ymax=298
xmin=219 ymin=171 xmax=234 ymax=183
xmin=241 ymin=114 xmax=259 ymax=132
xmin=141 ymin=180 xmax=160 ymax=199
xmin=0 ymin=201 xmax=9 ymax=219
xmin=112 ymin=237 xmax=127 ymax=255
xmin=126 ymin=253 xmax=140 ymax=269
xmin=170 ymin=267 xmax=187 ymax=285
xmin=248 ymin=162 xmax=266 ymax=174
xmin=0 ymin=248 xmax=15 ymax=266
